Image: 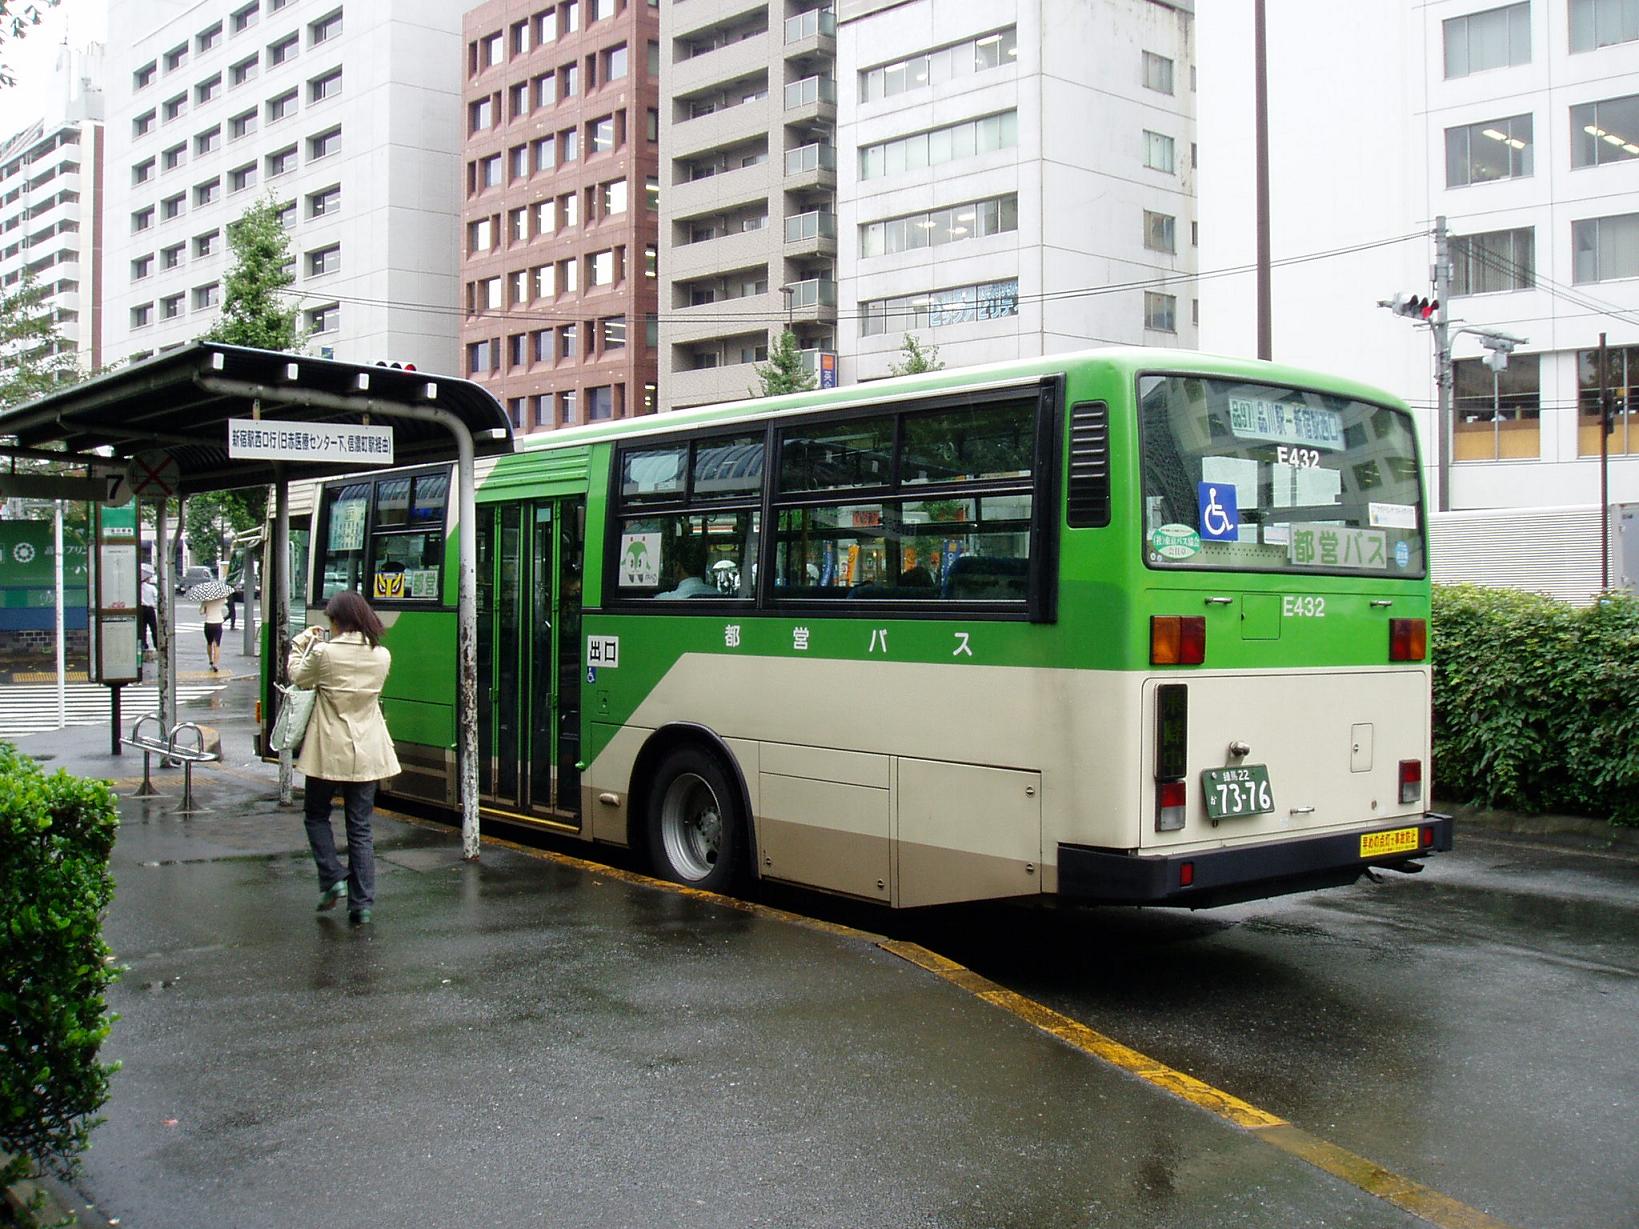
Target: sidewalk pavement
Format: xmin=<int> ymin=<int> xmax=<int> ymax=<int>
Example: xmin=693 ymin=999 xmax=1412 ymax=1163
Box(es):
xmin=5 ymin=661 xmax=1446 ymax=1227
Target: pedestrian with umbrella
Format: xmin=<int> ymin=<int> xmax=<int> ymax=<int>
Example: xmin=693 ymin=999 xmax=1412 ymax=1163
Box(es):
xmin=187 ymin=577 xmax=232 ymax=672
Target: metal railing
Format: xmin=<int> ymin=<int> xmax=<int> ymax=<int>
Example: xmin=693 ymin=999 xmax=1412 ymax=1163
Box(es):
xmin=784 ymin=142 xmax=837 ymax=175
xmin=785 ymin=277 xmax=837 ymax=309
xmin=784 ymin=9 xmax=836 ymax=42
xmin=784 ymin=75 xmax=836 ymax=110
xmin=784 ymin=210 xmax=837 ymax=243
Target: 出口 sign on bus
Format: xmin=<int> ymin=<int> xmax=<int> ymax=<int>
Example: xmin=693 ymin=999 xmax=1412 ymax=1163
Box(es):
xmin=227 ymin=419 xmax=395 ymax=465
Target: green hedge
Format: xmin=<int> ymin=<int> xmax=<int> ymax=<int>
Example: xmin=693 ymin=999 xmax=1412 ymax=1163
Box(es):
xmin=1432 ymin=585 xmax=1639 ymax=825
xmin=0 ymin=743 xmax=121 ymax=1193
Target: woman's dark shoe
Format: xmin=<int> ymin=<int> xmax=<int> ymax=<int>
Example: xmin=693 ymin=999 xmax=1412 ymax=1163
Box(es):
xmin=316 ymin=881 xmax=347 ymax=911
xmin=349 ymin=908 xmax=372 ymax=925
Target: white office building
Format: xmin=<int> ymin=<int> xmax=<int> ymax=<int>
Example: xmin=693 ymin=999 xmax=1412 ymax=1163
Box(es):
xmin=103 ymin=0 xmax=467 ymax=373
xmin=1199 ymin=0 xmax=1639 ymax=517
xmin=658 ymin=0 xmax=1197 ymax=410
xmin=0 ymin=42 xmax=106 ymax=375
xmin=838 ymin=0 xmax=1197 ymax=384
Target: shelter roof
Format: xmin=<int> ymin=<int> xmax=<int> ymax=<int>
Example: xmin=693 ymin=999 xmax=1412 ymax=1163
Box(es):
xmin=0 ymin=343 xmax=514 ymax=496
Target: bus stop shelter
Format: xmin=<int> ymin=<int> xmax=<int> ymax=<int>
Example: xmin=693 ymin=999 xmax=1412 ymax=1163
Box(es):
xmin=0 ymin=342 xmax=514 ymax=855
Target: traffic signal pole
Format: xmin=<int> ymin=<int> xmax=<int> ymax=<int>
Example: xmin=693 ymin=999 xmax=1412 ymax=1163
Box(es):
xmin=1433 ymin=216 xmax=1453 ymax=512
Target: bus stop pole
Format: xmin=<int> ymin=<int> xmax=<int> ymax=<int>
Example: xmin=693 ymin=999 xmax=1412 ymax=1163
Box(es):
xmin=155 ymin=497 xmax=176 ymax=740
xmin=274 ymin=464 xmax=292 ymax=806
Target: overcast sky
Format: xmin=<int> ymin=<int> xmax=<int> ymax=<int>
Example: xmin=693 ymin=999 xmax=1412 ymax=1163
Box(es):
xmin=3 ymin=0 xmax=108 ymax=113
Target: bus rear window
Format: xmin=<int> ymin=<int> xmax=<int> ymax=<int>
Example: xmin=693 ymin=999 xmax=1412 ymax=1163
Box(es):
xmin=1139 ymin=374 xmax=1426 ymax=578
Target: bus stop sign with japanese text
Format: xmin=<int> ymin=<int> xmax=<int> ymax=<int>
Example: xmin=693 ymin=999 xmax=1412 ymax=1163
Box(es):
xmin=227 ymin=420 xmax=395 ymax=465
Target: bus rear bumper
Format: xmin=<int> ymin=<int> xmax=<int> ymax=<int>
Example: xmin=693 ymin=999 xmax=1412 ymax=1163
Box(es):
xmin=1056 ymin=814 xmax=1454 ymax=909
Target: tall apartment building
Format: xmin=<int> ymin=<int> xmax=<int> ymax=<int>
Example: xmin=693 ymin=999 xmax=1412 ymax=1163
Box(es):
xmin=459 ymin=0 xmax=661 ymax=432
xmin=103 ymin=0 xmax=466 ymax=372
xmin=0 ymin=42 xmax=106 ymax=375
xmin=1199 ymin=0 xmax=1639 ymax=513
xmin=658 ymin=0 xmax=1197 ymax=412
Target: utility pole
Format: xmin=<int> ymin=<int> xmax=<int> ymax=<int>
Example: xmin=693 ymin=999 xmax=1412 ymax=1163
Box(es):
xmin=1254 ymin=0 xmax=1271 ymax=361
xmin=1433 ymin=216 xmax=1453 ymax=512
xmin=1600 ymin=331 xmax=1611 ymax=591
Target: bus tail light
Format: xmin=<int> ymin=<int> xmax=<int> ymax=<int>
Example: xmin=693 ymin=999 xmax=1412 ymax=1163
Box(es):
xmin=1399 ymin=759 xmax=1422 ymax=805
xmin=1389 ymin=618 xmax=1426 ymax=662
xmin=1157 ymin=779 xmax=1187 ymax=833
xmin=1179 ymin=861 xmax=1195 ymax=888
xmin=1151 ymin=616 xmax=1206 ymax=665
xmin=254 ymin=700 xmax=262 ymax=723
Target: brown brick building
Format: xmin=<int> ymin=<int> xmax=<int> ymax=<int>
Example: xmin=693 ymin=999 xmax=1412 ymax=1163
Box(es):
xmin=461 ymin=0 xmax=660 ymax=431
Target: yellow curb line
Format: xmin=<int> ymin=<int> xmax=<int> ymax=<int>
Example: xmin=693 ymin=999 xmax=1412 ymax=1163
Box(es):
xmin=365 ymin=806 xmax=1520 ymax=1229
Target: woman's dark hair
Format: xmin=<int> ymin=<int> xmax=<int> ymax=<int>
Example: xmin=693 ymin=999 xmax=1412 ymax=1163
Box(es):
xmin=326 ymin=589 xmax=384 ymax=648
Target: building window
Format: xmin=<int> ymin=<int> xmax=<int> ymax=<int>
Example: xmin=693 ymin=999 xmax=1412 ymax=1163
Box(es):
xmin=589 ymin=249 xmax=616 ymax=286
xmin=131 ymin=302 xmax=154 ymax=329
xmin=229 ymin=163 xmax=257 ymax=192
xmin=309 ymin=127 xmax=342 ymax=160
xmin=308 ymin=302 xmax=340 ymax=334
xmin=164 ymin=44 xmax=188 ymax=72
xmin=309 ymin=68 xmax=343 ymax=103
xmin=587 ymin=386 xmax=613 ymax=420
xmin=161 ymin=293 xmax=185 ymax=320
xmin=860 ymin=194 xmax=1018 ymax=257
xmin=1143 ymin=51 xmax=1174 ymax=94
xmin=193 ymin=282 xmax=220 ymax=310
xmin=1454 ymin=354 xmax=1540 ymax=460
xmin=310 ymin=9 xmax=343 ymax=45
xmin=860 ymin=28 xmax=1017 ymax=102
xmin=606 ymin=44 xmax=628 ymax=80
xmin=162 ymin=193 xmax=186 ymax=221
xmin=135 ymin=61 xmax=157 ymax=90
xmin=133 ymin=158 xmax=156 ymax=185
xmin=1572 ymin=94 xmax=1639 ymax=167
xmin=309 ymin=184 xmax=341 ymax=217
xmin=163 ymin=93 xmax=188 ymax=122
xmin=267 ymin=145 xmax=298 ymax=177
xmin=132 ymin=254 xmax=154 ymax=280
xmin=275 ymin=200 xmax=296 ymax=229
xmin=468 ymin=217 xmax=493 ymax=253
xmin=589 ymin=114 xmax=616 ymax=154
xmin=132 ymin=207 xmax=155 ymax=233
xmin=194 ymin=178 xmax=220 ymax=206
xmin=560 ymin=390 xmax=577 ymax=424
xmin=1144 ymin=209 xmax=1176 ymax=253
xmin=196 ymin=126 xmax=221 ymax=155
xmin=1445 ymin=3 xmax=1531 ymax=78
xmin=470 ymin=96 xmax=495 ymax=132
xmin=1451 ymin=227 xmax=1534 ymax=294
xmin=307 ymin=243 xmax=340 ymax=277
xmin=561 ymin=127 xmax=579 ymax=162
xmin=510 ymin=144 xmax=529 ymax=180
xmin=231 ymin=55 xmax=258 ymax=86
xmin=601 ymin=178 xmax=628 ymax=215
xmin=1445 ymin=114 xmax=1533 ymax=186
xmin=1573 ymin=211 xmax=1639 ymax=282
xmin=859 ymin=112 xmax=1018 ymax=180
xmin=230 ymin=108 xmax=258 ymax=140
xmin=1143 ymin=129 xmax=1175 ymax=173
xmin=1144 ymin=291 xmax=1177 ymax=332
xmin=161 ymin=243 xmax=185 ymax=269
xmin=511 ymin=19 xmax=530 ymax=56
xmin=601 ymin=316 xmax=626 ymax=351
xmin=193 ymin=230 xmax=220 ymax=257
xmin=135 ymin=110 xmax=157 ymax=137
xmin=477 ymin=153 xmax=501 ymax=188
xmin=860 ymin=279 xmax=1018 ymax=337
xmin=1577 ymin=343 xmax=1639 ymax=454
xmin=268 ymin=89 xmax=298 ymax=122
xmin=196 ymin=74 xmax=222 ymax=105
xmin=198 ymin=21 xmax=223 ymax=53
xmin=232 ymin=2 xmax=259 ymax=34
xmin=163 ymin=143 xmax=186 ymax=171
xmin=559 ymin=322 xmax=578 ymax=358
xmin=466 ymin=339 xmax=495 ymax=374
xmin=269 ymin=33 xmax=299 ymax=66
xmin=1571 ymin=0 xmax=1639 ymax=52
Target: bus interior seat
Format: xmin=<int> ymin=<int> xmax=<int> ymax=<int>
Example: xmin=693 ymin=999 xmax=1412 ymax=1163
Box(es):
xmin=943 ymin=556 xmax=1028 ymax=600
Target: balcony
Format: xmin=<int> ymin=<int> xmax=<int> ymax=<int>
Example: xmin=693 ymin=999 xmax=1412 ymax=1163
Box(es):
xmin=784 ymin=209 xmax=836 ymax=258
xmin=783 ymin=75 xmax=836 ymax=126
xmin=784 ymin=9 xmax=836 ymax=58
xmin=784 ymin=141 xmax=836 ymax=191
xmin=781 ymin=276 xmax=837 ymax=323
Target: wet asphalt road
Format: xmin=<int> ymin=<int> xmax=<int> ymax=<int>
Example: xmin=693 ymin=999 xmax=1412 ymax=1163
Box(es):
xmin=872 ymin=832 xmax=1639 ymax=1229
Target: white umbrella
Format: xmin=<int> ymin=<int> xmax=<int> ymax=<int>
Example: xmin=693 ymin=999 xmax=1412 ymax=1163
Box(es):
xmin=186 ymin=579 xmax=232 ymax=602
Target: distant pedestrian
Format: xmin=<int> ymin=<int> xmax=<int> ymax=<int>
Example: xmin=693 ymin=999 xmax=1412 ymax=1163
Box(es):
xmin=287 ymin=590 xmax=400 ymax=926
xmin=226 ymin=586 xmax=238 ymax=631
xmin=199 ymin=591 xmax=228 ymax=672
xmin=139 ymin=566 xmax=159 ymax=652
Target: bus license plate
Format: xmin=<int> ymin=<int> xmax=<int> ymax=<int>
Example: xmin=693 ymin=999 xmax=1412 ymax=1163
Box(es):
xmin=1202 ymin=765 xmax=1274 ymax=820
xmin=1360 ymin=826 xmax=1419 ymax=858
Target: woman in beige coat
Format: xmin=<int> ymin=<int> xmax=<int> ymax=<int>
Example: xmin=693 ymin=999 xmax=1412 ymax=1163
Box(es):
xmin=288 ymin=590 xmax=400 ymax=925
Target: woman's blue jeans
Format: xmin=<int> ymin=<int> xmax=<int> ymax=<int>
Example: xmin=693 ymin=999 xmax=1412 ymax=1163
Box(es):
xmin=303 ymin=778 xmax=377 ymax=910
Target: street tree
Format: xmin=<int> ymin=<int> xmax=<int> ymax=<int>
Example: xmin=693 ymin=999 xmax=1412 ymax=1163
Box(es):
xmin=205 ymin=195 xmax=305 ymax=351
xmin=0 ymin=0 xmax=61 ymax=88
xmin=889 ymin=333 xmax=943 ymax=376
xmin=184 ymin=489 xmax=260 ymax=570
xmin=0 ymin=272 xmax=78 ymax=412
xmin=752 ymin=328 xmax=816 ymax=397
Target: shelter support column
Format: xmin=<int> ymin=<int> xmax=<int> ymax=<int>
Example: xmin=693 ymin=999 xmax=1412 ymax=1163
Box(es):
xmin=275 ymin=464 xmax=292 ymax=806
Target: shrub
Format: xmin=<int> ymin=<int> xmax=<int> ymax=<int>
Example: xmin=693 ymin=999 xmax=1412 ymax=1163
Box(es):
xmin=0 ymin=743 xmax=121 ymax=1193
xmin=1432 ymin=585 xmax=1639 ymax=825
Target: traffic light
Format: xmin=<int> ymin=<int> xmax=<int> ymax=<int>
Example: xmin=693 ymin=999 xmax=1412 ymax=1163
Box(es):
xmin=1382 ymin=293 xmax=1439 ymax=321
xmin=374 ymin=360 xmax=418 ymax=371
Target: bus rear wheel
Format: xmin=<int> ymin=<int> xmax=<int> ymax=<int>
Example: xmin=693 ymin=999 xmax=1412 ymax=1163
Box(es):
xmin=646 ymin=747 xmax=742 ymax=892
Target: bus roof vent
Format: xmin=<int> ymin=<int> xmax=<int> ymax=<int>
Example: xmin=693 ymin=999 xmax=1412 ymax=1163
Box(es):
xmin=1067 ymin=400 xmax=1110 ymax=528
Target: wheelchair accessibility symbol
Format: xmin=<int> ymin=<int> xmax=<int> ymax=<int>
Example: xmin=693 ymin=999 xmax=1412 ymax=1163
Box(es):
xmin=1197 ymin=482 xmax=1239 ymax=541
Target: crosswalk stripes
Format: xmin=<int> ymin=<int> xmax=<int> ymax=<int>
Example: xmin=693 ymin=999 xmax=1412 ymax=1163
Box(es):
xmin=0 ymin=682 xmax=226 ymax=739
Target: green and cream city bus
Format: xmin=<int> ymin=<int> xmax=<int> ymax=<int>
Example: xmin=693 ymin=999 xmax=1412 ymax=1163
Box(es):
xmin=264 ymin=347 xmax=1450 ymax=908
